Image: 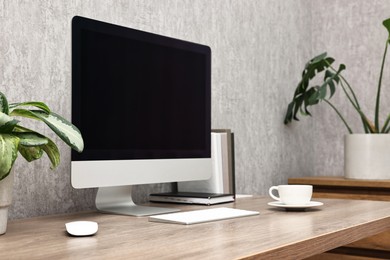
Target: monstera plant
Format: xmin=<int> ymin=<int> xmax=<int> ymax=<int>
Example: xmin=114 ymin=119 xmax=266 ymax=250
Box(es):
xmin=284 ymin=18 xmax=390 ymax=134
xmin=0 ymin=91 xmax=84 ymax=181
xmin=284 ymin=18 xmax=390 ymax=180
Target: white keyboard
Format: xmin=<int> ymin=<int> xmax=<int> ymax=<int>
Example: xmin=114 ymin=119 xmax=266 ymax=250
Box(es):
xmin=148 ymin=207 xmax=259 ymax=225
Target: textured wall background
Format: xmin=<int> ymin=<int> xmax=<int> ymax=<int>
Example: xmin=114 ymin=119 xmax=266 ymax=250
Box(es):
xmin=0 ymin=0 xmax=389 ymax=219
xmin=310 ymin=1 xmax=390 ymax=176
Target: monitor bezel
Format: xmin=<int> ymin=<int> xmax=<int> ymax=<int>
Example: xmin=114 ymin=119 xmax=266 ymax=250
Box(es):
xmin=71 ymin=16 xmax=213 ymax=200
xmin=71 ymin=15 xmax=211 ymax=162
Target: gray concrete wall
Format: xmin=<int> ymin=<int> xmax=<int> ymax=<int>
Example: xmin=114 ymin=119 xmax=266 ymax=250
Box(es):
xmin=1 ymin=0 xmax=388 ymax=219
xmin=309 ymin=1 xmax=390 ymax=177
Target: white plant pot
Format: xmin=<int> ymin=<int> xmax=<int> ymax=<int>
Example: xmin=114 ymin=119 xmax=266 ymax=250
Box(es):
xmin=344 ymin=134 xmax=390 ymax=180
xmin=0 ymin=169 xmax=14 ymax=235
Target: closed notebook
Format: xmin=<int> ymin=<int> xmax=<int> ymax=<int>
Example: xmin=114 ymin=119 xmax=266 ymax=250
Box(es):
xmin=149 ymin=192 xmax=234 ymax=205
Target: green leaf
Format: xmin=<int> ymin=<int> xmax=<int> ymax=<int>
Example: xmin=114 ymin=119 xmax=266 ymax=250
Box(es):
xmin=0 ymin=134 xmax=20 ymax=180
xmin=322 ymin=65 xmax=346 ymax=100
xmin=13 ymin=126 xmax=60 ymax=168
xmin=10 ymin=109 xmax=84 ymax=152
xmin=302 ymin=53 xmax=334 ymax=82
xmin=13 ymin=132 xmax=49 ymax=146
xmin=40 ymin=137 xmax=60 ymax=169
xmin=12 ymin=124 xmax=31 ymax=133
xmin=292 ymin=94 xmax=305 ymax=120
xmin=311 ymin=52 xmax=328 ymax=63
xmin=0 ymin=112 xmax=19 ymax=133
xmin=307 ymin=88 xmax=320 ymax=106
xmin=9 ymin=101 xmax=51 ymax=114
xmin=284 ymin=53 xmax=348 ymax=126
xmin=284 ymin=102 xmax=294 ymax=124
xmin=0 ymin=91 xmax=9 ymax=114
xmin=339 ymin=64 xmax=346 ymax=71
xmin=383 ymin=18 xmax=390 ymax=39
xmin=324 ymin=70 xmax=337 ymax=97
xmin=318 ymin=85 xmax=327 ymax=100
xmin=380 ymin=113 xmax=390 ymax=133
xmin=18 ymin=145 xmax=44 ymax=162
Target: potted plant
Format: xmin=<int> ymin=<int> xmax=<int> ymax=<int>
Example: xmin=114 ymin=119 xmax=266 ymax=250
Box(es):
xmin=0 ymin=91 xmax=83 ymax=234
xmin=284 ymin=18 xmax=390 ymax=180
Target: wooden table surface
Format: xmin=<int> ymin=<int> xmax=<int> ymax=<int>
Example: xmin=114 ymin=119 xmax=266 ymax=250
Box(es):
xmin=289 ymin=176 xmax=390 ymax=259
xmin=1 ymin=196 xmax=390 ymax=260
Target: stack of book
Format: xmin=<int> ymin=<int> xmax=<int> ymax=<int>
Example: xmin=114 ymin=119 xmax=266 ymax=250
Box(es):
xmin=150 ymin=129 xmax=235 ymax=205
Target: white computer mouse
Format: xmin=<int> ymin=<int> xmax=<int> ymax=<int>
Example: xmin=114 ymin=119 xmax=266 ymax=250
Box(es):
xmin=65 ymin=221 xmax=98 ymax=236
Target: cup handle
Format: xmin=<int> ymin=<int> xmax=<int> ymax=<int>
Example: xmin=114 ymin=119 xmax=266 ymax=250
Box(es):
xmin=269 ymin=186 xmax=280 ymax=201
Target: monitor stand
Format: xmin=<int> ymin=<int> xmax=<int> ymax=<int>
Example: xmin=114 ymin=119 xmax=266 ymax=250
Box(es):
xmin=95 ymin=186 xmax=180 ymax=217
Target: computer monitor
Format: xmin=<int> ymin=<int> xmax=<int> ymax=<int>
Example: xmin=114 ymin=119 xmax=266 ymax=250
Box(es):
xmin=71 ymin=16 xmax=212 ymax=216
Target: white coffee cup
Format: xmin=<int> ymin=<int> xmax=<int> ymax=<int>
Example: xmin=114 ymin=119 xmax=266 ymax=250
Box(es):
xmin=269 ymin=185 xmax=313 ymax=205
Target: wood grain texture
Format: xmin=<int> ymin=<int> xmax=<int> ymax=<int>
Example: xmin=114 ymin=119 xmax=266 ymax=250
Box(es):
xmin=289 ymin=176 xmax=390 ymax=259
xmin=305 ymin=252 xmax=380 ymax=260
xmin=288 ymin=177 xmax=390 ymax=188
xmin=289 ymin=176 xmax=390 ymax=201
xmin=1 ymin=197 xmax=390 ymax=260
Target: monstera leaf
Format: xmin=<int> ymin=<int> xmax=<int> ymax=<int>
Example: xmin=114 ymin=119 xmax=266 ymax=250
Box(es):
xmin=284 ymin=52 xmax=345 ymax=124
xmin=285 ymin=18 xmax=390 ymax=134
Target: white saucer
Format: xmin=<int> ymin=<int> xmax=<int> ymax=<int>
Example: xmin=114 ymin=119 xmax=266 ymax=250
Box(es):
xmin=268 ymin=201 xmax=323 ymax=210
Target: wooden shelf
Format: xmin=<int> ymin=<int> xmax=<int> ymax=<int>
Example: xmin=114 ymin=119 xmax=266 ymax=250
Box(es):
xmin=289 ymin=176 xmax=390 ymax=189
xmin=289 ymin=176 xmax=390 ymax=259
xmin=289 ymin=176 xmax=390 ymax=201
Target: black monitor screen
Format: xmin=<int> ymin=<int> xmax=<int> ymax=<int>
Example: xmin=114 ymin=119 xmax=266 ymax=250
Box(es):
xmin=72 ymin=16 xmax=211 ymax=160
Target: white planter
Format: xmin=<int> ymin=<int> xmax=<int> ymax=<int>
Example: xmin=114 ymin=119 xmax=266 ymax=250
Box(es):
xmin=344 ymin=134 xmax=390 ymax=180
xmin=0 ymin=169 xmax=14 ymax=235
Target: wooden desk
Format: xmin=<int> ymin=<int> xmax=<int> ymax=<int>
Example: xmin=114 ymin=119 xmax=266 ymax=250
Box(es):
xmin=289 ymin=177 xmax=390 ymax=259
xmin=1 ymin=197 xmax=390 ymax=260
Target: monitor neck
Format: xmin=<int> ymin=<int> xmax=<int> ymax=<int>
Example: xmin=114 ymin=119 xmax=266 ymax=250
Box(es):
xmin=95 ymin=186 xmax=179 ymax=216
